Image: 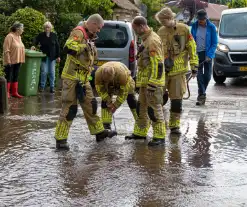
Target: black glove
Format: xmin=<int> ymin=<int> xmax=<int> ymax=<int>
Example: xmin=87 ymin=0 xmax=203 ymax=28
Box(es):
xmin=136 ymin=45 xmax=145 ymax=60
xmin=76 ymin=81 xmax=86 ymax=103
xmin=135 ymin=87 xmax=140 ymax=94
xmin=162 ymin=90 xmax=169 ymax=106
xmin=191 ymin=69 xmax=198 ymax=78
xmin=164 ymin=57 xmax=174 ymax=73
xmin=192 ymin=70 xmax=197 ymax=75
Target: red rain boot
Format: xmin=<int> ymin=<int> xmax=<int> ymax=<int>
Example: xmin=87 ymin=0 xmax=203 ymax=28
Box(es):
xmin=11 ymin=82 xmax=23 ymax=98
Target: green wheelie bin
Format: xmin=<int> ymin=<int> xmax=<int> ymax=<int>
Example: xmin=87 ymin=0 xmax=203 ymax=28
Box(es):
xmin=18 ymin=49 xmax=46 ymax=96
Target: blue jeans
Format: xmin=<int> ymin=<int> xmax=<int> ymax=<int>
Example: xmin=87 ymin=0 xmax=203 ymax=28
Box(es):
xmin=40 ymin=57 xmax=56 ymax=89
xmin=197 ymin=51 xmax=212 ymax=96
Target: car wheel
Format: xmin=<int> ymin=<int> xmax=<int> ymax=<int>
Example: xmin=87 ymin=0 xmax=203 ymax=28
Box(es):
xmin=213 ymin=69 xmax=226 ymax=84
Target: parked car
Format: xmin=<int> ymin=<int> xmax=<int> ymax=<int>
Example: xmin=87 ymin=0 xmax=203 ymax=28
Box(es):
xmin=213 ymin=8 xmax=247 ymax=84
xmin=90 ymin=20 xmax=137 ymax=88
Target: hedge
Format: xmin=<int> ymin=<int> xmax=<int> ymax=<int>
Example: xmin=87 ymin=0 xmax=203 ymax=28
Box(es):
xmin=7 ymin=7 xmax=47 ymax=48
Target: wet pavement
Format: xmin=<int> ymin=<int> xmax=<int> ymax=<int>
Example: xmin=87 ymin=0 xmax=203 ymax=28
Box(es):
xmin=1 ymin=77 xmax=247 ymax=206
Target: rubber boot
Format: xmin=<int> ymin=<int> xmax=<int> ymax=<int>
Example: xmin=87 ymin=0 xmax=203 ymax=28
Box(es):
xmin=170 ymin=128 xmax=181 ymax=135
xmin=107 ymin=129 xmax=117 ymax=138
xmin=11 ymin=82 xmax=23 ymax=98
xmin=125 ymin=134 xmax=146 ymax=140
xmin=169 ymin=112 xmax=181 ymax=135
xmin=96 ymin=129 xmax=117 ymax=142
xmin=7 ymin=82 xmax=11 ymax=98
xmin=103 ymin=123 xmax=111 ymax=130
xmin=56 ymin=139 xmax=70 ymax=150
xmin=39 ymin=87 xmax=44 ymax=92
xmin=148 ymin=138 xmax=165 ymax=146
xmin=196 ymin=95 xmax=206 ymax=106
xmin=50 ymin=87 xmax=55 ymax=93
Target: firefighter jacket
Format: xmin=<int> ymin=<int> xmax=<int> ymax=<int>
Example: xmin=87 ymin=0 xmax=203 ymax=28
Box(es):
xmin=136 ymin=29 xmax=165 ymax=89
xmin=61 ymin=22 xmax=97 ymax=83
xmin=157 ymin=22 xmax=199 ymax=76
xmin=95 ymin=61 xmax=133 ymax=108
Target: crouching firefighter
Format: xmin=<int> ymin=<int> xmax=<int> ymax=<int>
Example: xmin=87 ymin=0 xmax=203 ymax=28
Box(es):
xmin=125 ymin=16 xmax=167 ymax=146
xmin=54 ymin=14 xmax=116 ymax=150
xmin=156 ymin=7 xmax=199 ymax=135
xmin=95 ymin=61 xmax=138 ymax=130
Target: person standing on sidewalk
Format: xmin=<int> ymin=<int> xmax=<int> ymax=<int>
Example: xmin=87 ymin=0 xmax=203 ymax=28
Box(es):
xmin=31 ymin=21 xmax=60 ymax=93
xmin=3 ymin=22 xmax=25 ymax=98
xmin=191 ymin=9 xmax=218 ymax=106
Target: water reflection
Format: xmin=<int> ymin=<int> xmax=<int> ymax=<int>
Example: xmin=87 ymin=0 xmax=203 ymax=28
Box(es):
xmin=168 ymin=134 xmax=182 ymax=165
xmin=1 ymin=91 xmax=247 ymax=205
xmin=189 ymin=117 xmax=212 ymax=168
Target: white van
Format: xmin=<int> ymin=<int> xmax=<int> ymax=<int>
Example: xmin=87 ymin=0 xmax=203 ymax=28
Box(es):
xmin=213 ymin=8 xmax=247 ymax=84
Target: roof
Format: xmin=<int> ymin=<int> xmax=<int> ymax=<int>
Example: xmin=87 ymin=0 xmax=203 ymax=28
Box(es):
xmin=175 ymin=3 xmax=228 ymax=21
xmin=222 ymin=7 xmax=247 ymax=15
xmin=112 ymin=0 xmax=141 ymax=12
xmin=205 ymin=3 xmax=228 ymax=20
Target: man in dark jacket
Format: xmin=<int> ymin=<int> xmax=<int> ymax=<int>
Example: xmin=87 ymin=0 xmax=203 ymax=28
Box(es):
xmin=32 ymin=21 xmax=60 ymax=93
xmin=191 ymin=9 xmax=218 ymax=105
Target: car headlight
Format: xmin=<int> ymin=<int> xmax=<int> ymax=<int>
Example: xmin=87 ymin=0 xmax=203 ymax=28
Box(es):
xmin=217 ymin=43 xmax=229 ymax=52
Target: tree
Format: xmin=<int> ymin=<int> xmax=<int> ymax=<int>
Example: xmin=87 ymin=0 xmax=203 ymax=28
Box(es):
xmin=178 ymin=0 xmax=208 ymax=25
xmin=0 ymin=13 xmax=5 ymax=75
xmin=0 ymin=0 xmax=115 ymax=76
xmin=141 ymin=0 xmax=163 ymax=31
xmin=52 ymin=0 xmax=114 ymax=75
xmin=140 ymin=0 xmax=180 ymax=31
xmin=7 ymin=7 xmax=47 ymax=48
xmin=229 ymin=0 xmax=247 ymax=8
xmin=0 ymin=0 xmax=114 ymax=20
xmin=0 ymin=13 xmax=8 ymax=50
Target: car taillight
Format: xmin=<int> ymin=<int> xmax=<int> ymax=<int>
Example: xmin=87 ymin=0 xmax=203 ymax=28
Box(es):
xmin=129 ymin=40 xmax=135 ymax=63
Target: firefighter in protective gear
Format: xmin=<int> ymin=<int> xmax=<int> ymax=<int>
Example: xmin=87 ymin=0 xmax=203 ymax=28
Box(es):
xmin=125 ymin=16 xmax=166 ymax=146
xmin=54 ymin=14 xmax=116 ymax=150
xmin=95 ymin=61 xmax=138 ymax=130
xmin=156 ymin=7 xmax=199 ymax=135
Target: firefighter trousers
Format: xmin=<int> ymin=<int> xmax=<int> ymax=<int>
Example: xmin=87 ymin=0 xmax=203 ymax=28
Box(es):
xmin=165 ymin=73 xmax=186 ymax=129
xmin=133 ymin=87 xmax=166 ymax=139
xmin=55 ymin=79 xmax=104 ymax=141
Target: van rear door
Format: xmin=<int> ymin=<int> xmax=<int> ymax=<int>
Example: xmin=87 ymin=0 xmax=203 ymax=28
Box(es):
xmin=94 ymin=22 xmax=130 ymax=68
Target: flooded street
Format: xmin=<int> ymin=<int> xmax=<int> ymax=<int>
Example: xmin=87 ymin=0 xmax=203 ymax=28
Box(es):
xmin=1 ymin=78 xmax=247 ymax=207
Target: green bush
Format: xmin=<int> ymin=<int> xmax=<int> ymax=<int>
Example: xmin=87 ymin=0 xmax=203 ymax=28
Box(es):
xmin=55 ymin=13 xmax=82 ymax=50
xmin=7 ymin=7 xmax=47 ymax=48
xmin=229 ymin=0 xmax=247 ymax=8
xmin=0 ymin=57 xmax=5 ymax=77
xmin=0 ymin=14 xmax=8 ymax=53
xmin=0 ymin=70 xmax=4 ymax=77
xmin=43 ymin=12 xmax=82 ymax=88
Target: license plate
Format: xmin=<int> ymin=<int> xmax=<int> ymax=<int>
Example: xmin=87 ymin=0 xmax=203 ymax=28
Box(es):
xmin=95 ymin=60 xmax=107 ymax=67
xmin=240 ymin=66 xmax=247 ymax=71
